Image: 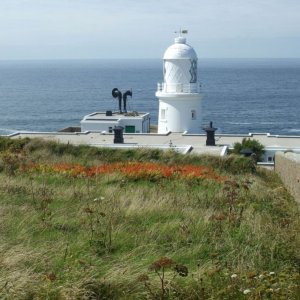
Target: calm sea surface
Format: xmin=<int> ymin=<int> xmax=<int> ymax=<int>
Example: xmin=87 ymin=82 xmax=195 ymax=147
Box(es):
xmin=0 ymin=59 xmax=299 ymax=135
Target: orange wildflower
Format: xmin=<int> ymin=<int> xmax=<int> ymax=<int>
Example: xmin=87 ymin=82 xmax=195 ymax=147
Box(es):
xmin=20 ymin=161 xmax=225 ymax=182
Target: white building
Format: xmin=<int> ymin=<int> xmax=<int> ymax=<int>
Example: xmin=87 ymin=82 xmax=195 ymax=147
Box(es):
xmin=156 ymin=33 xmax=202 ymax=134
xmin=80 ymin=111 xmax=150 ymax=133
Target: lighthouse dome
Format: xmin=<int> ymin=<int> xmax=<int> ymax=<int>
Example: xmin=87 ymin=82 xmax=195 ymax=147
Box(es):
xmin=162 ymin=36 xmax=198 ymax=88
xmin=163 ymin=37 xmax=197 ymax=60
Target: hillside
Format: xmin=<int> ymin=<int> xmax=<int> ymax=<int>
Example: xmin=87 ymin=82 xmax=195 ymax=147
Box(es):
xmin=0 ymin=137 xmax=299 ymax=299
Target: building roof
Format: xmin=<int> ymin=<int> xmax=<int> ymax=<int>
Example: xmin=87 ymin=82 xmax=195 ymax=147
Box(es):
xmin=7 ymin=131 xmax=300 ymax=155
xmin=81 ymin=111 xmax=149 ymax=122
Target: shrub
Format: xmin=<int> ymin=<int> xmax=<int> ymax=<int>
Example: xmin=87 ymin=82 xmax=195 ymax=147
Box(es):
xmin=232 ymin=138 xmax=265 ymax=161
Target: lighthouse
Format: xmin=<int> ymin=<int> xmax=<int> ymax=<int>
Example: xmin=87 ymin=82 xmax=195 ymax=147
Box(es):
xmin=156 ymin=32 xmax=202 ymax=133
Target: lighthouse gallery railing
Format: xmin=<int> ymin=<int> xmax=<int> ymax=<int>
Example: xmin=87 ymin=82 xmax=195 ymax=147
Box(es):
xmin=157 ymin=82 xmax=199 ymax=93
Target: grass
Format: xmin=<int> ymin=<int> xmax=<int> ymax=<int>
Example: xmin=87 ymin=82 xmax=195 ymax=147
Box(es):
xmin=0 ymin=137 xmax=299 ymax=299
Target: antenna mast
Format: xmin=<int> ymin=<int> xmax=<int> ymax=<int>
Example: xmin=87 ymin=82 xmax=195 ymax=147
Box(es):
xmin=174 ymin=28 xmax=188 ymax=36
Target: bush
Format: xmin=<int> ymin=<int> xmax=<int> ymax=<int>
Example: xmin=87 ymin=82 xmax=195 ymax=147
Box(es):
xmin=232 ymin=138 xmax=265 ymax=161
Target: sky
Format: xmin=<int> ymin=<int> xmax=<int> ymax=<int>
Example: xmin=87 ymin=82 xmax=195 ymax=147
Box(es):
xmin=0 ymin=0 xmax=300 ymax=59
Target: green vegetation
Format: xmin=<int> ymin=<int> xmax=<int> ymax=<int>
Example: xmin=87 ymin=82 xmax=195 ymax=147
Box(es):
xmin=0 ymin=137 xmax=299 ymax=299
xmin=232 ymin=138 xmax=265 ymax=161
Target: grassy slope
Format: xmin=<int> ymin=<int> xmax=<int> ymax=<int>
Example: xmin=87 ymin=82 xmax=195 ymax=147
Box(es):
xmin=0 ymin=137 xmax=299 ymax=299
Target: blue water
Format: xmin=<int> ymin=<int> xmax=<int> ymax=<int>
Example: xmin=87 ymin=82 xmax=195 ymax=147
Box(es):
xmin=0 ymin=58 xmax=299 ymax=135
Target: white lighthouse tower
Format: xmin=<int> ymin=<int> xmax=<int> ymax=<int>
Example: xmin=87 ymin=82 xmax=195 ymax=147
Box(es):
xmin=156 ymin=32 xmax=202 ymax=133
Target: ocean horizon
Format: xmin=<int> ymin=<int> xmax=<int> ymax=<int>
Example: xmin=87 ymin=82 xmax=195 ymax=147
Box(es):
xmin=0 ymin=58 xmax=300 ymax=136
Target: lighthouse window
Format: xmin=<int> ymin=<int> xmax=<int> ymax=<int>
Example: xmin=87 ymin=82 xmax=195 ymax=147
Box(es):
xmin=189 ymin=59 xmax=197 ymax=83
xmin=191 ymin=110 xmax=196 ymax=120
xmin=161 ymin=109 xmax=166 ymax=119
xmin=163 ymin=63 xmax=166 ymax=80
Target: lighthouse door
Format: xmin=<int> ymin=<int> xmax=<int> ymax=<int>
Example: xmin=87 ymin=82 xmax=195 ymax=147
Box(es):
xmin=125 ymin=125 xmax=136 ymax=133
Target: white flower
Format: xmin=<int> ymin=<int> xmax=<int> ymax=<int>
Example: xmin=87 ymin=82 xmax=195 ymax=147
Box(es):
xmin=258 ymin=274 xmax=264 ymax=279
xmin=94 ymin=196 xmax=105 ymax=201
xmin=231 ymin=274 xmax=238 ymax=278
xmin=243 ymin=289 xmax=251 ymax=295
xmin=269 ymin=272 xmax=275 ymax=275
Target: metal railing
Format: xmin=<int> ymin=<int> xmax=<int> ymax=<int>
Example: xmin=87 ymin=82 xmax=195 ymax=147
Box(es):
xmin=157 ymin=82 xmax=199 ymax=93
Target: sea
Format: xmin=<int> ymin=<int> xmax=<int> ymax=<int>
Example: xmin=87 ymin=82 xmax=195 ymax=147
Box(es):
xmin=0 ymin=58 xmax=299 ymax=136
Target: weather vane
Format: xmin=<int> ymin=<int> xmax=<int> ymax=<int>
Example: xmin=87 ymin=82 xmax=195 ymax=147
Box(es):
xmin=174 ymin=28 xmax=188 ymax=36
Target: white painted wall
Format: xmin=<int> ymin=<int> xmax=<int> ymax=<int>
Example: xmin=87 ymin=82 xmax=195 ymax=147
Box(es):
xmin=81 ymin=120 xmax=118 ymax=132
xmin=81 ymin=114 xmax=150 ymax=133
xmin=157 ymin=95 xmax=202 ymax=133
xmin=263 ymin=147 xmax=300 ymax=163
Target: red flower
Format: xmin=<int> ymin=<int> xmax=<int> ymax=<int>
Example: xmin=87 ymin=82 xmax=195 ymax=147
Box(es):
xmin=20 ymin=161 xmax=225 ymax=182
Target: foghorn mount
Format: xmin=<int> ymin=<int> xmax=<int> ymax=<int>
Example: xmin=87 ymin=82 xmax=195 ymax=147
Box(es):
xmin=112 ymin=88 xmax=133 ymax=113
